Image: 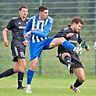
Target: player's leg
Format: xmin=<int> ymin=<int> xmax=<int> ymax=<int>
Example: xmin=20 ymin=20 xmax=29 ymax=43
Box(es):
xmin=26 ymin=41 xmax=43 ymax=93
xmin=70 ymin=60 xmax=85 ymax=93
xmin=26 ymin=57 xmax=39 ymax=93
xmin=48 ymin=37 xmax=82 ymax=54
xmin=11 ymin=44 xmax=26 ymax=89
xmin=0 ymin=63 xmax=17 ymax=78
xmin=61 ymin=52 xmax=74 ymax=74
xmin=17 ymin=58 xmax=26 ymax=89
xmin=0 ymin=46 xmax=20 ymax=79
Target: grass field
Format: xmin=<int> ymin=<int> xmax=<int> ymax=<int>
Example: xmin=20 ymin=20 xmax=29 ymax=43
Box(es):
xmin=0 ymin=41 xmax=96 ymax=96
xmin=0 ymin=75 xmax=96 ymax=96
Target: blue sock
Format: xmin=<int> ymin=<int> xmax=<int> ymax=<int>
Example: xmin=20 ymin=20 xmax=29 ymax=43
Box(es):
xmin=62 ymin=40 xmax=76 ymax=51
xmin=27 ymin=69 xmax=34 ymax=84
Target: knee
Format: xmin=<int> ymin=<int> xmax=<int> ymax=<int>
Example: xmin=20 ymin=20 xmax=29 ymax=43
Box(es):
xmin=30 ymin=63 xmax=37 ymax=70
xmin=13 ymin=68 xmax=18 ymax=73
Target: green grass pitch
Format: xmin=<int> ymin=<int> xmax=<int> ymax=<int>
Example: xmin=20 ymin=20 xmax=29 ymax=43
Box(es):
xmin=0 ymin=75 xmax=96 ymax=96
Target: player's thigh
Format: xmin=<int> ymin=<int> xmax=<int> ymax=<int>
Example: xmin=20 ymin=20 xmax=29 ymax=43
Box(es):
xmin=12 ymin=62 xmax=19 ymax=72
xmin=49 ymin=37 xmax=66 ymax=48
xmin=74 ymin=68 xmax=85 ymax=81
xmin=18 ymin=59 xmax=26 ymax=69
xmin=29 ymin=41 xmax=44 ymax=60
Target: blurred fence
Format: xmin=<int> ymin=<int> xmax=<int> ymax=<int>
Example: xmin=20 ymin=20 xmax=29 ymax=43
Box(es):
xmin=0 ymin=0 xmax=96 ymax=77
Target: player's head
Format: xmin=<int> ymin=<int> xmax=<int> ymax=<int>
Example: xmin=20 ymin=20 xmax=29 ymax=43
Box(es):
xmin=19 ymin=5 xmax=28 ymax=19
xmin=71 ymin=17 xmax=84 ymax=32
xmin=38 ymin=6 xmax=49 ymax=20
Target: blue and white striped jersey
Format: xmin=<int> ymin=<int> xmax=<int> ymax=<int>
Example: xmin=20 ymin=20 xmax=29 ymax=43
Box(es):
xmin=24 ymin=15 xmax=53 ymax=43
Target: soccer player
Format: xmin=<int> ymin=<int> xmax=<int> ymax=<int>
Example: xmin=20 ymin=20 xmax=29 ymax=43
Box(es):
xmin=0 ymin=5 xmax=29 ymax=89
xmin=54 ymin=17 xmax=89 ymax=93
xmin=23 ymin=6 xmax=83 ymax=93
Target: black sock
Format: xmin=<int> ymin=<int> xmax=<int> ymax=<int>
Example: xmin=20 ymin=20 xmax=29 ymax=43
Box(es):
xmin=74 ymin=79 xmax=83 ymax=88
xmin=18 ymin=71 xmax=24 ymax=88
xmin=0 ymin=68 xmax=15 ymax=78
xmin=64 ymin=56 xmax=71 ymax=66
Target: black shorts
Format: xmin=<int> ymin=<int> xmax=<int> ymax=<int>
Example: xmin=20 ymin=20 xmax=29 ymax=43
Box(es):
xmin=11 ymin=44 xmax=25 ymax=62
xmin=58 ymin=52 xmax=84 ymax=68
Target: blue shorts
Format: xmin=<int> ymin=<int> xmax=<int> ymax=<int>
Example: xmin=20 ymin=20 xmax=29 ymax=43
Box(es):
xmin=29 ymin=38 xmax=54 ymax=61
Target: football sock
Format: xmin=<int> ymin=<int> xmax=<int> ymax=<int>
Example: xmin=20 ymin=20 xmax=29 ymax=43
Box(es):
xmin=18 ymin=71 xmax=24 ymax=88
xmin=74 ymin=79 xmax=83 ymax=88
xmin=64 ymin=56 xmax=71 ymax=66
xmin=27 ymin=69 xmax=34 ymax=84
xmin=0 ymin=68 xmax=15 ymax=78
xmin=62 ymin=40 xmax=76 ymax=52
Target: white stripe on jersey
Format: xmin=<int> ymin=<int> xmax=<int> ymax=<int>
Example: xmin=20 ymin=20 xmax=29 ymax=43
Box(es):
xmin=32 ymin=34 xmax=35 ymax=43
xmin=32 ymin=17 xmax=35 ymax=30
xmin=14 ymin=47 xmax=18 ymax=56
xmin=36 ymin=36 xmax=40 ymax=42
xmin=40 ymin=37 xmax=44 ymax=41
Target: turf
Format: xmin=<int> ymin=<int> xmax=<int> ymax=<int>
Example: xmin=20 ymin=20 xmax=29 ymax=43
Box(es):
xmin=0 ymin=75 xmax=96 ymax=96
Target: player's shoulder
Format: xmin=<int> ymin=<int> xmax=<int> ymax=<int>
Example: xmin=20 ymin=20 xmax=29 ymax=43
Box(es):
xmin=47 ymin=16 xmax=53 ymax=23
xmin=30 ymin=15 xmax=37 ymax=19
xmin=48 ymin=16 xmax=53 ymax=20
xmin=8 ymin=17 xmax=18 ymax=23
xmin=11 ymin=17 xmax=18 ymax=20
xmin=62 ymin=26 xmax=70 ymax=32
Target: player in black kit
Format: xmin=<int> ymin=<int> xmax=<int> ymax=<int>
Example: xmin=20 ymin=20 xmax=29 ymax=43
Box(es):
xmin=0 ymin=5 xmax=29 ymax=89
xmin=54 ymin=17 xmax=89 ymax=93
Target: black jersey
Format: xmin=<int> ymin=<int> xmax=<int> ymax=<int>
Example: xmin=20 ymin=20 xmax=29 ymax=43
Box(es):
xmin=54 ymin=25 xmax=83 ymax=54
xmin=6 ymin=16 xmax=29 ymax=47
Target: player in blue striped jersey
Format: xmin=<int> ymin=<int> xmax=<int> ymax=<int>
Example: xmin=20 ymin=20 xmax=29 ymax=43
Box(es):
xmin=23 ymin=6 xmax=82 ymax=93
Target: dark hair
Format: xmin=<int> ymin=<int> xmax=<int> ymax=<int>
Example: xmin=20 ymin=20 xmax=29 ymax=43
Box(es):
xmin=39 ymin=6 xmax=48 ymax=12
xmin=71 ymin=17 xmax=84 ymax=25
xmin=19 ymin=5 xmax=28 ymax=11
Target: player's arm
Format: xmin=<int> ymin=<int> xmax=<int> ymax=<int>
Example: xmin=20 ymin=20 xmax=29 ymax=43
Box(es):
xmin=3 ymin=19 xmax=14 ymax=47
xmin=32 ymin=18 xmax=53 ymax=37
xmin=2 ymin=28 xmax=9 ymax=47
xmin=2 ymin=19 xmax=14 ymax=47
xmin=23 ymin=18 xmax=32 ymax=40
xmin=23 ymin=18 xmax=32 ymax=45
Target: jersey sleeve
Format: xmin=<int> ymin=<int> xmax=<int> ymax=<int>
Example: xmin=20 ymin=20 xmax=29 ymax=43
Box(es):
xmin=6 ymin=19 xmax=14 ymax=30
xmin=54 ymin=28 xmax=68 ymax=38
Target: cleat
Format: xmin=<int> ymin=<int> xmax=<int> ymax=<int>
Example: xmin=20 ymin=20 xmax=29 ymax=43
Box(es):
xmin=17 ymin=86 xmax=25 ymax=89
xmin=67 ymin=63 xmax=74 ymax=74
xmin=75 ymin=46 xmax=82 ymax=54
xmin=75 ymin=40 xmax=87 ymax=54
xmin=70 ymin=85 xmax=80 ymax=93
xmin=25 ymin=85 xmax=32 ymax=93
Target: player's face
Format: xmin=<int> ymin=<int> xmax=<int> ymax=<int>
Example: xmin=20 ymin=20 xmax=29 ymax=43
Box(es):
xmin=19 ymin=8 xmax=28 ymax=19
xmin=75 ymin=22 xmax=83 ymax=32
xmin=39 ymin=10 xmax=49 ymax=20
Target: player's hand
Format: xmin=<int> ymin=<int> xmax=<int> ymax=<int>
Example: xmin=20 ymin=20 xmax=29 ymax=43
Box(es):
xmin=24 ymin=31 xmax=31 ymax=38
xmin=23 ymin=40 xmax=29 ymax=46
xmin=4 ymin=40 xmax=9 ymax=47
